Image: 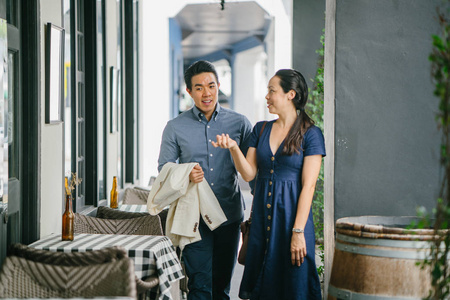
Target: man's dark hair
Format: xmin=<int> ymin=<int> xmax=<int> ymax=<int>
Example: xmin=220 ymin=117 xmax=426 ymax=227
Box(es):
xmin=184 ymin=60 xmax=219 ymax=90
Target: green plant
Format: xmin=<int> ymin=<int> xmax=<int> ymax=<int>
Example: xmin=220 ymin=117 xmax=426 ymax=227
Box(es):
xmin=418 ymin=4 xmax=450 ymax=299
xmin=306 ymin=29 xmax=325 ymax=278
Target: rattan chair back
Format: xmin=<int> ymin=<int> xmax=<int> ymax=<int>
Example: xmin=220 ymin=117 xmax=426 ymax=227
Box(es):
xmin=0 ymin=245 xmax=136 ymax=298
xmin=74 ymin=213 xmax=163 ymax=236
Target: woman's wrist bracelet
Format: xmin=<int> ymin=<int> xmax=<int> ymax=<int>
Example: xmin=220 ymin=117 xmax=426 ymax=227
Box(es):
xmin=292 ymin=228 xmax=304 ymax=233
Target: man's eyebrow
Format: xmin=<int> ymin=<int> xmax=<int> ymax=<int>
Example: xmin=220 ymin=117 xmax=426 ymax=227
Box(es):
xmin=194 ymin=82 xmax=216 ymax=87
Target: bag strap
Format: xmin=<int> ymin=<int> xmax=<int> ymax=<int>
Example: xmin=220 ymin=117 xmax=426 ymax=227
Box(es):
xmin=259 ymin=121 xmax=267 ymax=139
xmin=248 ymin=121 xmax=267 ymax=223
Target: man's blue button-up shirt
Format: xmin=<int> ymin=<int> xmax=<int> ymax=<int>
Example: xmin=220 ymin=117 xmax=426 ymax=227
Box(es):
xmin=158 ymin=104 xmax=253 ymax=224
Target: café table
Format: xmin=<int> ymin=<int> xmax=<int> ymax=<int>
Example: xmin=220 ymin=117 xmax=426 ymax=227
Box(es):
xmin=29 ymin=233 xmax=184 ymax=300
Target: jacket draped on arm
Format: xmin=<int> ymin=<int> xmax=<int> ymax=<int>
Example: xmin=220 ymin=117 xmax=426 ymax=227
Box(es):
xmin=147 ymin=162 xmax=227 ymax=250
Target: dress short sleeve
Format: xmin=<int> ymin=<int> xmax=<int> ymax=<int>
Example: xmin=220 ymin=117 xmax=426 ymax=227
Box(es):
xmin=303 ymin=125 xmax=326 ymax=157
xmin=248 ymin=121 xmax=267 ymax=149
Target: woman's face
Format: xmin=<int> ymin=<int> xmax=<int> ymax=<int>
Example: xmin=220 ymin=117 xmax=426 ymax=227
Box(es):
xmin=265 ymin=76 xmax=294 ymax=115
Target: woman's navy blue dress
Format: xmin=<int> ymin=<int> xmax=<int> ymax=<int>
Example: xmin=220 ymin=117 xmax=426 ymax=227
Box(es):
xmin=239 ymin=120 xmax=326 ymax=300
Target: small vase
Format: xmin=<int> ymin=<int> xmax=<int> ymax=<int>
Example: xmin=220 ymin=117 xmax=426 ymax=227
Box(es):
xmin=62 ymin=194 xmax=74 ymax=241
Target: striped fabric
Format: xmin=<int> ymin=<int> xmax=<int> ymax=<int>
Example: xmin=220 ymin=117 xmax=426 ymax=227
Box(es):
xmin=0 ymin=249 xmax=136 ymax=298
xmin=28 ymin=233 xmax=184 ymax=300
xmin=119 ymin=204 xmax=149 ymax=213
xmin=74 ymin=213 xmax=163 ymax=236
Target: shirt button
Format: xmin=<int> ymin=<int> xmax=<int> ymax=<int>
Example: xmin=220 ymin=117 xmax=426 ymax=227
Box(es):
xmin=210 ymin=154 xmax=213 ymax=157
xmin=210 ymin=168 xmax=213 ymax=171
xmin=267 ymin=226 xmax=270 ymax=231
xmin=208 ymin=139 xmax=211 ymax=142
xmin=268 ymin=192 xmax=271 ymax=197
xmin=270 ymin=169 xmax=274 ymax=174
xmin=268 ymin=215 xmax=271 ymax=220
xmin=199 ymin=119 xmax=202 ymax=122
xmin=269 ymin=181 xmax=272 ymax=185
xmin=267 ymin=204 xmax=271 ymax=209
xmin=271 ymin=156 xmax=275 ymax=161
xmin=211 ymin=183 xmax=214 ymax=186
xmin=207 ymin=125 xmax=210 ymax=128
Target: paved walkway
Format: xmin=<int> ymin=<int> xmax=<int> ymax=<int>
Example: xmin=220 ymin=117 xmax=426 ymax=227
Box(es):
xmin=229 ymin=189 xmax=252 ymax=300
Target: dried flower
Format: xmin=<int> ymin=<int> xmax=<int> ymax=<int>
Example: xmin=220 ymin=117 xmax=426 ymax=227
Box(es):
xmin=65 ymin=172 xmax=82 ymax=196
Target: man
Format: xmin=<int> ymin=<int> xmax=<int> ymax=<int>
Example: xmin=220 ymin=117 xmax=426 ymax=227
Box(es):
xmin=158 ymin=60 xmax=252 ymax=300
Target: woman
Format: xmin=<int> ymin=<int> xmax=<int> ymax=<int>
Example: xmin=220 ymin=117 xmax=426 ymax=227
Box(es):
xmin=212 ymin=69 xmax=325 ymax=299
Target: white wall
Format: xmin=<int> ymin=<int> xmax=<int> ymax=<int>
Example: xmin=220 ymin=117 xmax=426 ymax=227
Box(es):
xmin=40 ymin=0 xmax=64 ymax=237
xmin=139 ymin=0 xmax=293 ymax=184
xmin=233 ymin=46 xmax=269 ymax=125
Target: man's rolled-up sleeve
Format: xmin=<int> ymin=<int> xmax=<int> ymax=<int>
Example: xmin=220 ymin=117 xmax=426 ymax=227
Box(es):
xmin=158 ymin=121 xmax=180 ymax=172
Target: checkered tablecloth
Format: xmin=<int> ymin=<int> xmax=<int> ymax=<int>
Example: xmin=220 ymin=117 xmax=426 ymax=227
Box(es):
xmin=119 ymin=204 xmax=149 ymax=213
xmin=29 ymin=233 xmax=184 ymax=300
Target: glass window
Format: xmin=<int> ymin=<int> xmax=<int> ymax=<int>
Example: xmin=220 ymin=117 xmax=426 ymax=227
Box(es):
xmin=63 ymin=0 xmax=71 ymax=177
xmin=116 ymin=0 xmax=123 ymax=186
xmin=97 ymin=0 xmax=105 ymax=200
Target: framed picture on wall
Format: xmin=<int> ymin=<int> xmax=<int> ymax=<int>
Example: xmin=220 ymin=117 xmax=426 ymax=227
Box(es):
xmin=45 ymin=23 xmax=65 ymax=124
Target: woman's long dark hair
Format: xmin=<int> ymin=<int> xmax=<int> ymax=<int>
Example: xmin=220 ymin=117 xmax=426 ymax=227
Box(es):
xmin=275 ymin=69 xmax=314 ymax=155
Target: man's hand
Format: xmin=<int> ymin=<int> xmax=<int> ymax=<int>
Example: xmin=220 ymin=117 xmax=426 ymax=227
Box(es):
xmin=189 ymin=164 xmax=204 ymax=183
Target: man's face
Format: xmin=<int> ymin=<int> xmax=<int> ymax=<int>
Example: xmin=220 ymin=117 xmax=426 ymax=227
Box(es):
xmin=187 ymin=72 xmax=220 ymax=120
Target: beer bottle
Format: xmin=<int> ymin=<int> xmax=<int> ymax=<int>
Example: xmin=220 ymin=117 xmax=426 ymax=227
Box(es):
xmin=110 ymin=176 xmax=118 ymax=208
xmin=62 ymin=177 xmax=74 ymax=241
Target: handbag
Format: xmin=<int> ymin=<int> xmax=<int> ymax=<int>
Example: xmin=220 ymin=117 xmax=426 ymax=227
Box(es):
xmin=237 ymin=121 xmax=267 ymax=265
xmin=238 ymin=218 xmax=252 ymax=265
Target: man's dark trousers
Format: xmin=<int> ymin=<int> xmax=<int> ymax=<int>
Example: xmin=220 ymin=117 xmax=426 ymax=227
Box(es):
xmin=182 ymin=218 xmax=241 ymax=300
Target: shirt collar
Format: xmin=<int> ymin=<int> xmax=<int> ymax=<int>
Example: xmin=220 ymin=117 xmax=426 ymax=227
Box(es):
xmin=192 ymin=103 xmax=221 ymax=121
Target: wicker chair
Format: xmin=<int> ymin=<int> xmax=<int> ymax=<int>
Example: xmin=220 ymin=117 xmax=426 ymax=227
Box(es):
xmin=96 ymin=205 xmax=148 ymax=219
xmin=122 ymin=187 xmax=150 ymax=204
xmin=74 ymin=213 xmax=163 ymax=296
xmin=74 ymin=213 xmax=163 ymax=236
xmin=96 ymin=206 xmax=169 ymax=235
xmin=0 ymin=244 xmax=136 ymax=298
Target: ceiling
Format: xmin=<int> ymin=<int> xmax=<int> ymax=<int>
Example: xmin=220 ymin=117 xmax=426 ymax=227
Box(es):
xmin=175 ymin=1 xmax=270 ymax=60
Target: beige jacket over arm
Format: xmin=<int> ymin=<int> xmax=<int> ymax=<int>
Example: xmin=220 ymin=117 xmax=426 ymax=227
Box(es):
xmin=147 ymin=162 xmax=227 ymax=250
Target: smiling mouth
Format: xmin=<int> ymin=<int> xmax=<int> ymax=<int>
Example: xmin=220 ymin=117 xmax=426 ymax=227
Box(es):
xmin=203 ymin=100 xmax=213 ymax=104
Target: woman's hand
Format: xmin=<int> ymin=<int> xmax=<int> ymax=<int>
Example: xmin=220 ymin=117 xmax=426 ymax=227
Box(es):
xmin=189 ymin=164 xmax=204 ymax=183
xmin=290 ymin=232 xmax=307 ymax=266
xmin=212 ymin=134 xmax=238 ymax=151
